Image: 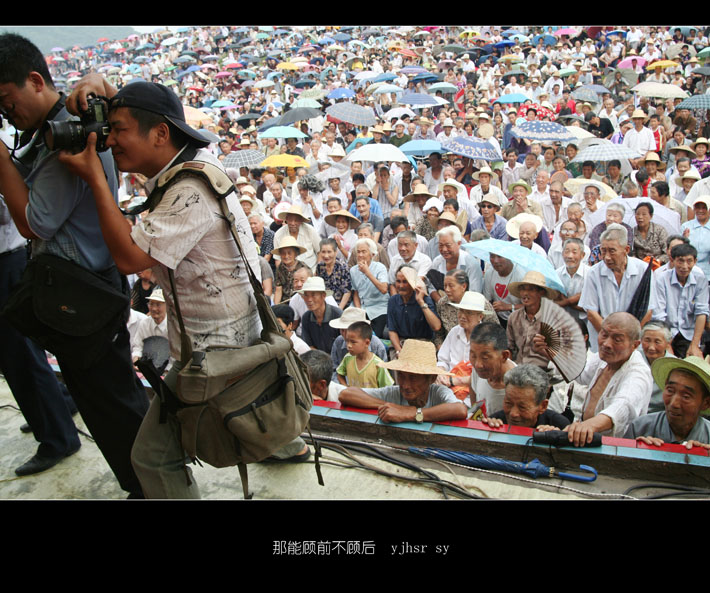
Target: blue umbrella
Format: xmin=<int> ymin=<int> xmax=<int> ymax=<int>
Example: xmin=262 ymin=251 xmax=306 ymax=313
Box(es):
xmin=411 ymin=73 xmax=441 ymax=84
xmin=532 ymin=34 xmax=556 ymax=46
xmin=440 ymin=137 xmax=502 ymax=162
xmin=494 ymin=40 xmax=515 ymax=49
xmin=462 ymin=239 xmax=566 ymax=295
xmin=399 ymin=92 xmax=441 ymax=107
xmin=259 ymin=126 xmax=309 ymax=139
xmin=501 ymin=29 xmax=524 ymax=38
xmin=332 ymin=32 xmax=351 ymax=43
xmin=371 ymin=73 xmax=398 ymax=83
xmin=346 ymin=137 xmax=372 ymax=152
xmin=398 ymin=139 xmax=443 ymax=157
xmin=327 ymin=87 xmax=356 ymax=100
xmin=494 ymin=93 xmax=531 ymax=104
xmin=409 ymin=448 xmax=597 ymax=483
xmin=510 ymin=120 xmax=577 ymax=143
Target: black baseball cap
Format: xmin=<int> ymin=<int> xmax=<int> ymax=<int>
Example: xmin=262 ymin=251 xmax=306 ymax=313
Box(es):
xmin=110 ymin=81 xmax=209 ymax=148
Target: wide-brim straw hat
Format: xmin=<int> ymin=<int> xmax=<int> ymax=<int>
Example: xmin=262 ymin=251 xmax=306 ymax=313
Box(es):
xmin=377 ymin=339 xmax=451 ymax=376
xmin=276 ymin=204 xmax=310 ymax=223
xmin=398 ymin=265 xmax=425 ymax=292
xmin=477 ymin=122 xmax=495 ymax=139
xmin=329 ymin=307 xmax=370 ymax=329
xmin=147 ymin=288 xmax=165 ymax=303
xmin=437 ymin=211 xmax=463 ymax=231
xmin=271 ymin=235 xmax=307 ymax=256
xmin=508 ymin=180 xmax=532 ymax=195
xmin=324 ymin=208 xmax=360 ymax=229
xmin=506 ymin=213 xmax=544 ymax=239
xmin=675 ymin=169 xmax=701 ymax=187
xmin=651 ymin=356 xmax=710 ymax=398
xmin=631 ymin=109 xmax=649 ymax=121
xmin=508 ymin=270 xmax=559 ymax=300
xmin=691 ymin=137 xmax=710 ymax=152
xmin=449 ymin=291 xmax=486 ymax=312
xmin=473 ymin=166 xmax=495 ymax=181
xmin=296 ymin=275 xmax=333 ymax=296
xmin=640 ymin=151 xmax=661 ymax=164
xmin=403 ymin=184 xmax=437 ymax=202
xmin=668 ymin=144 xmax=697 ymax=158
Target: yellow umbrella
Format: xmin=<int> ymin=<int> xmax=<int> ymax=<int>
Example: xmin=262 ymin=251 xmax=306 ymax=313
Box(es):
xmin=276 ymin=62 xmax=299 ymax=71
xmin=183 ymin=105 xmax=213 ymax=127
xmin=260 ymin=154 xmax=310 ymax=168
xmin=459 ymin=30 xmax=479 ymax=39
xmin=646 ymin=59 xmax=679 ymax=70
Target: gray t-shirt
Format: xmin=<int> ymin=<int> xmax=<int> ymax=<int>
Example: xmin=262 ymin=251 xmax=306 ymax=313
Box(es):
xmin=363 ymin=383 xmax=459 ymax=407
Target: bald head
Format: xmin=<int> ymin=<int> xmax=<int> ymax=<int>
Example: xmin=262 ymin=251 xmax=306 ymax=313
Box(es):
xmin=603 ymin=312 xmax=642 ymax=342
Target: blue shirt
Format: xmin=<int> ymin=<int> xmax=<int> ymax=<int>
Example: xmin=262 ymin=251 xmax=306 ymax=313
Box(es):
xmin=387 ymin=293 xmax=439 ymax=341
xmin=349 ymin=198 xmax=383 ymax=219
xmin=652 ymin=266 xmax=710 ymax=341
xmin=681 ymin=218 xmax=710 ymax=279
xmin=24 ymin=104 xmax=118 ymax=272
xmin=350 ymin=261 xmax=390 ymax=320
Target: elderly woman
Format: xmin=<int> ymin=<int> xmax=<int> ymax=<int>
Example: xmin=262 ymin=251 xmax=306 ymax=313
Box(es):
xmin=272 ymin=236 xmax=308 ymax=305
xmin=436 ymin=268 xmax=498 ymax=337
xmin=350 ymin=238 xmax=390 ymax=338
xmin=435 ymin=292 xmax=487 ymax=400
xmin=640 ymin=321 xmax=674 ymax=414
xmin=414 ymin=197 xmax=442 ymax=241
xmin=316 ymin=238 xmax=352 ymax=310
xmin=691 ymin=137 xmax=710 ymax=179
xmin=632 ymin=201 xmax=669 ymax=264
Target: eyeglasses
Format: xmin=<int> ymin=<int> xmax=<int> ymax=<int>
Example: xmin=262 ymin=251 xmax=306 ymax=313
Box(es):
xmin=479 ymin=203 xmax=496 ymax=209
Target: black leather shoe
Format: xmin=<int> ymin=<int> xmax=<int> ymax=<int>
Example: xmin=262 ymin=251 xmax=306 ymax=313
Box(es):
xmin=14 ymin=444 xmax=81 ymax=476
xmin=20 ymin=423 xmax=32 ymax=434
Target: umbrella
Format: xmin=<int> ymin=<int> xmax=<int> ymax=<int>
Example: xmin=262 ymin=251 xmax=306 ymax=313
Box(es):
xmin=510 ymin=121 xmax=576 ymax=143
xmin=645 ymin=60 xmax=679 ymax=71
xmin=692 ymin=66 xmax=710 ymax=76
xmin=346 ymin=137 xmax=373 ymax=152
xmin=384 ymin=107 xmax=416 ymax=120
xmin=428 ymin=82 xmax=458 ymax=94
xmin=553 ymin=28 xmax=579 ymax=37
xmin=564 ymin=126 xmax=595 ymax=140
xmin=371 ymin=84 xmax=406 ymax=96
xmin=276 ymin=107 xmax=323 ymax=125
xmin=291 ymin=97 xmax=322 ymax=109
xmin=183 ymin=105 xmax=213 ymax=127
xmin=259 ymin=154 xmax=310 ymax=168
xmin=397 ymin=140 xmax=443 ymax=157
xmin=572 ymin=87 xmax=603 ymax=103
xmin=631 ymin=82 xmax=688 ymax=99
xmin=676 ymin=94 xmax=710 ymax=110
xmin=399 ymin=93 xmax=442 ymax=108
xmin=325 ymin=102 xmax=377 ymax=127
xmin=327 ymin=87 xmax=356 ymax=100
xmin=440 ymin=137 xmax=502 ymax=162
xmin=345 ymin=143 xmax=410 ymax=163
xmin=253 ymin=79 xmax=275 ymax=89
xmin=516 ymin=102 xmax=556 ymax=121
xmin=617 ymin=56 xmax=648 ymax=69
xmin=259 ymin=126 xmax=309 ymax=139
xmin=409 ymin=448 xmax=597 ymax=483
xmin=571 ymin=143 xmax=642 ymax=163
xmin=532 ymin=34 xmax=557 ymax=46
xmin=494 ymin=93 xmax=531 ymax=104
xmin=602 ymin=68 xmax=639 ymax=88
xmin=222 ymin=150 xmax=268 ymax=170
xmin=462 ymin=239 xmax=566 ymax=295
xmin=627 ymin=260 xmax=655 ymax=322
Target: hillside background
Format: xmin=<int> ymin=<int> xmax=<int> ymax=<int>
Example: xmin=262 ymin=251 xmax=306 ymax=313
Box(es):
xmin=1 ymin=26 xmax=147 ymax=55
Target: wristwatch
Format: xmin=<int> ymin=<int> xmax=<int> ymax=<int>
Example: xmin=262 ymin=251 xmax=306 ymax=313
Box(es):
xmin=415 ymin=407 xmax=424 ymax=423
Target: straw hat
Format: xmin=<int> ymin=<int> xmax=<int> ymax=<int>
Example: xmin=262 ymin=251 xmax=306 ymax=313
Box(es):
xmin=377 ymin=340 xmax=450 ymax=376
xmin=506 ymin=213 xmax=543 ymax=239
xmin=437 ymin=211 xmax=462 ymax=231
xmin=691 ymin=137 xmax=710 ymax=151
xmin=477 ymin=122 xmax=495 ymax=139
xmin=324 ymin=208 xmax=360 ymax=229
xmin=675 ymin=169 xmax=701 ymax=187
xmin=147 ymin=288 xmax=165 ymax=303
xmin=631 ymin=109 xmax=648 ymax=121
xmin=276 ymin=204 xmax=310 ymax=223
xmin=668 ymin=144 xmax=697 ymax=158
xmin=235 ymin=176 xmax=249 ymax=185
xmin=329 ymin=307 xmax=370 ymax=329
xmin=398 ymin=266 xmax=425 ymax=291
xmin=295 ymin=276 xmax=333 ymax=296
xmin=239 ymin=195 xmax=256 ymax=210
xmin=473 ymin=166 xmax=495 ymax=181
xmin=651 ymin=356 xmax=710 ymax=397
xmin=449 ymin=291 xmax=486 ymax=312
xmin=508 ymin=270 xmax=559 ymax=300
xmin=271 ymin=235 xmax=306 ymax=256
xmin=403 ymin=184 xmax=437 ymax=202
xmin=640 ymin=151 xmax=661 ymax=164
xmin=508 ymin=180 xmax=532 ymax=195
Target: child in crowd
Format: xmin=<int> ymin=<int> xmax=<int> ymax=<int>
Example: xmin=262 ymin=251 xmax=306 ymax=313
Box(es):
xmin=336 ymin=322 xmax=393 ymax=388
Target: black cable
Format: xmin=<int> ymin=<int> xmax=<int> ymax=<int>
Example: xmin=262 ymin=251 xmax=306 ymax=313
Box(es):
xmin=623 ymin=483 xmax=710 ymax=499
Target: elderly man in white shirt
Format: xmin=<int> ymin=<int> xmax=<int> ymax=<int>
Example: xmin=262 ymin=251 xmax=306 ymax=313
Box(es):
xmin=131 ymin=289 xmax=169 ymax=363
xmin=623 ymin=109 xmax=657 ymax=167
xmin=562 ymin=312 xmax=653 ymax=445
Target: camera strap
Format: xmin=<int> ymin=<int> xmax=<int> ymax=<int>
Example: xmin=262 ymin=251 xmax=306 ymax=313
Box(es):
xmin=126 ymin=144 xmax=199 ymax=216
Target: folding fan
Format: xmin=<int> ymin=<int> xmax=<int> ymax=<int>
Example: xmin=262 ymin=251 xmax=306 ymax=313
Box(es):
xmin=538 ymin=300 xmax=587 ymax=383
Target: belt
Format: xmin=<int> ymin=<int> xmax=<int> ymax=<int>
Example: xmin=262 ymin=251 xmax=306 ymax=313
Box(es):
xmin=0 ymin=246 xmax=26 ymax=258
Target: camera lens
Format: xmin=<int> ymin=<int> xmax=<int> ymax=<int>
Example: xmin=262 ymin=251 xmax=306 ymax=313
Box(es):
xmin=45 ymin=120 xmax=86 ymax=153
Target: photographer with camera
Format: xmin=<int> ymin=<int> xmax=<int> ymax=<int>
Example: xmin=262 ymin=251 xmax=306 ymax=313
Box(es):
xmin=0 ymin=34 xmax=149 ymax=497
xmin=59 ymin=74 xmax=309 ymax=498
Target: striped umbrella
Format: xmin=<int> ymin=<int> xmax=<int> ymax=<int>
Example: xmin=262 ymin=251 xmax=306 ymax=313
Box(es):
xmin=570 ymin=143 xmax=642 ymax=163
xmin=676 ymin=94 xmax=710 ymax=110
xmin=325 ymin=102 xmax=377 ymax=127
xmin=222 ymin=150 xmax=268 ymax=170
xmin=399 ymin=93 xmax=441 ymax=108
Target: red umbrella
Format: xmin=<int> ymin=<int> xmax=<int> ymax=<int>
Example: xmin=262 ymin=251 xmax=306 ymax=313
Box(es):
xmin=517 ymin=103 xmax=556 ymax=121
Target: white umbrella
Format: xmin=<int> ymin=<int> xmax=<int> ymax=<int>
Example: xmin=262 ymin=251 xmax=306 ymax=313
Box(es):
xmin=565 ymin=125 xmax=594 ymax=140
xmin=631 ymin=81 xmax=688 ymax=99
xmin=345 ymin=143 xmax=410 ymax=163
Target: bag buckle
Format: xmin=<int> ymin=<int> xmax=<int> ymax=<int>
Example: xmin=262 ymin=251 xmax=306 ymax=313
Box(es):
xmin=190 ymin=351 xmax=206 ymax=370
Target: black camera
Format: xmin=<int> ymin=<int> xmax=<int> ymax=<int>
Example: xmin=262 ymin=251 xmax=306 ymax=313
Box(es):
xmin=44 ymin=94 xmax=110 ymax=153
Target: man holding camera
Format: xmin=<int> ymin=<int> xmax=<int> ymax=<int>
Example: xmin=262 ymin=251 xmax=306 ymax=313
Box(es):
xmin=0 ymin=34 xmax=149 ymax=497
xmin=58 ymin=73 xmax=308 ymax=498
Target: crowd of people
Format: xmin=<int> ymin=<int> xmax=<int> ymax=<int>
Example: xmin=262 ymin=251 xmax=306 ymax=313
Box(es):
xmin=2 ymin=25 xmax=710 ymax=499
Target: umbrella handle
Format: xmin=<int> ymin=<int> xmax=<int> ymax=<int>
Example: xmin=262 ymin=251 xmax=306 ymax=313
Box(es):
xmin=554 ymin=464 xmax=598 ymax=483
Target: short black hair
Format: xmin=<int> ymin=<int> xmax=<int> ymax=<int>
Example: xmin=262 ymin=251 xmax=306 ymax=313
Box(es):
xmin=347 ymin=321 xmax=372 ymax=341
xmin=0 ymin=33 xmax=54 ymax=88
xmin=670 ymin=242 xmax=698 ymax=260
xmin=652 ymin=180 xmax=669 ymax=197
xmin=390 ymin=215 xmax=408 ymax=232
xmin=443 ymin=198 xmax=459 ymax=211
xmin=272 ymin=304 xmax=295 ymax=326
xmin=470 ymin=322 xmax=509 ymax=351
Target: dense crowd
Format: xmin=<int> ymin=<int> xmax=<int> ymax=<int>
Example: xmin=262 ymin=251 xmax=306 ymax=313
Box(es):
xmin=5 ymin=24 xmax=710 ymax=464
